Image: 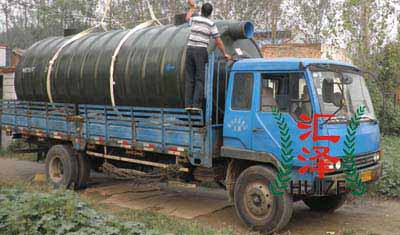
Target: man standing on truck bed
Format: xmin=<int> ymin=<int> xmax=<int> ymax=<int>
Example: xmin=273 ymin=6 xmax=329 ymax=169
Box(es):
xmin=185 ymin=0 xmax=231 ymax=111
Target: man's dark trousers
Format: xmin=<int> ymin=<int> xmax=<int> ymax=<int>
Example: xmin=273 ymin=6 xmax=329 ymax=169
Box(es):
xmin=185 ymin=46 xmax=209 ymax=109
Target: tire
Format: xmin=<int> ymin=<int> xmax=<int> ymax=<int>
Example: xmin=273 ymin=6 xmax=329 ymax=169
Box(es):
xmin=75 ymin=152 xmax=91 ymax=189
xmin=45 ymin=145 xmax=78 ymax=189
xmin=303 ymin=194 xmax=347 ymax=212
xmin=234 ymin=165 xmax=293 ymax=234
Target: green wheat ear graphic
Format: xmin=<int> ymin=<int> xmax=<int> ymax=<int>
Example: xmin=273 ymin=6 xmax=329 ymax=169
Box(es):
xmin=270 ymin=107 xmax=294 ymax=196
xmin=342 ymin=105 xmax=367 ymax=196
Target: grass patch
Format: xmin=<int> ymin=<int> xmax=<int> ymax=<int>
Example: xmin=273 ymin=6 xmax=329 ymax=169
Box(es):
xmin=0 ymin=181 xmax=234 ymax=235
xmin=0 ymin=139 xmax=40 ymax=161
xmin=0 ymin=181 xmax=152 ymax=235
xmin=112 ymin=209 xmax=234 ymax=235
xmin=369 ymin=135 xmax=400 ymax=198
xmin=0 ymin=149 xmax=38 ymax=161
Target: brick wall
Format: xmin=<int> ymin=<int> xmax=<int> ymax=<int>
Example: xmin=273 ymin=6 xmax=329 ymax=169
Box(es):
xmin=262 ymin=43 xmax=352 ymax=64
xmin=262 ymin=43 xmax=322 ymax=59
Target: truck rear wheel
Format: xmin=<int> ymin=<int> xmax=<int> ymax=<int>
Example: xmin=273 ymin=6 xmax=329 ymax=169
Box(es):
xmin=303 ymin=194 xmax=347 ymax=212
xmin=45 ymin=145 xmax=78 ymax=189
xmin=234 ymin=165 xmax=293 ymax=234
xmin=75 ymin=152 xmax=91 ymax=189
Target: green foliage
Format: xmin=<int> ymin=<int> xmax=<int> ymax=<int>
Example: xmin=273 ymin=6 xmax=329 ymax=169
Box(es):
xmin=370 ymin=136 xmax=400 ymax=198
xmin=0 ymin=185 xmax=154 ymax=235
xmin=0 ymin=182 xmax=234 ymax=235
xmin=269 ymin=107 xmax=294 ymax=196
xmin=114 ymin=209 xmax=234 ymax=235
xmin=342 ymin=106 xmax=366 ymax=196
xmin=365 ymin=42 xmax=400 ymax=135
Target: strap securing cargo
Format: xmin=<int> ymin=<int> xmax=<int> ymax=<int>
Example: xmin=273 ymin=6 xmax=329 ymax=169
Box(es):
xmin=109 ymin=20 xmax=156 ymax=106
xmin=46 ymin=27 xmax=100 ymax=103
xmin=46 ymin=0 xmax=163 ymax=104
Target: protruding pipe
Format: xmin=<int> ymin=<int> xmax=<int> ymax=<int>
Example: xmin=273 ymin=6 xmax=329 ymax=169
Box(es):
xmin=216 ymin=21 xmax=255 ymax=40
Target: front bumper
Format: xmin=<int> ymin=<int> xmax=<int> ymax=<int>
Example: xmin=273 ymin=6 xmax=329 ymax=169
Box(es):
xmin=326 ymin=162 xmax=382 ymax=183
xmin=290 ymin=162 xmax=382 ymax=196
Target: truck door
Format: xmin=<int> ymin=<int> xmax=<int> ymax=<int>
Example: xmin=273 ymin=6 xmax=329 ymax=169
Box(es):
xmin=223 ymin=72 xmax=255 ymax=149
xmin=251 ymin=72 xmax=314 ymax=164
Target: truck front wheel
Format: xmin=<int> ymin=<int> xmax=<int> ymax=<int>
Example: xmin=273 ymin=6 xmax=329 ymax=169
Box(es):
xmin=45 ymin=145 xmax=78 ymax=189
xmin=234 ymin=165 xmax=293 ymax=234
xmin=303 ymin=194 xmax=347 ymax=212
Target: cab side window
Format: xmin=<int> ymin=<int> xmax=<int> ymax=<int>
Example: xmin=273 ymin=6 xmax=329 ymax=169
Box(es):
xmin=231 ymin=73 xmax=254 ymax=110
xmin=260 ymin=73 xmax=312 ymax=120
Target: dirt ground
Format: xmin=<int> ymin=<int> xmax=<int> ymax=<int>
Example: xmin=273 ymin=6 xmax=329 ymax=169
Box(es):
xmin=1 ymin=157 xmax=399 ymax=235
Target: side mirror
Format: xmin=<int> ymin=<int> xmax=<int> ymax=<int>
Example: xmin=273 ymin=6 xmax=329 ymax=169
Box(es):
xmin=322 ymin=79 xmax=334 ymax=103
xmin=343 ymin=74 xmax=353 ymax=85
xmin=332 ymin=92 xmax=344 ymax=107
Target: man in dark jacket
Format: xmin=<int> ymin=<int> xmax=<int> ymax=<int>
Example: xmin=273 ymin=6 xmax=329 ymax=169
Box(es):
xmin=185 ymin=0 xmax=231 ymax=111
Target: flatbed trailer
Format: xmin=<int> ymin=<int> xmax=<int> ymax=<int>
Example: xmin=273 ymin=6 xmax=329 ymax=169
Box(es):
xmin=1 ymin=53 xmax=224 ymax=187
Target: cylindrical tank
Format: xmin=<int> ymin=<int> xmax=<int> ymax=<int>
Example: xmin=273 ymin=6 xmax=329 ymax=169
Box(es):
xmin=15 ymin=20 xmax=261 ymax=107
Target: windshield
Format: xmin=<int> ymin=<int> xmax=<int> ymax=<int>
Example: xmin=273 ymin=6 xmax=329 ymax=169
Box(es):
xmin=312 ymin=69 xmax=376 ymax=121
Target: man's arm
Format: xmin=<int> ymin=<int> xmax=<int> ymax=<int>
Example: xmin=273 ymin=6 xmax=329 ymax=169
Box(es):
xmin=215 ymin=37 xmax=232 ymax=60
xmin=186 ymin=0 xmax=196 ymax=22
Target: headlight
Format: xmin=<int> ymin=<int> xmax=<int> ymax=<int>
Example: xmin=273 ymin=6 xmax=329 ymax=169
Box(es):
xmin=335 ymin=160 xmax=342 ymax=170
xmin=327 ymin=160 xmax=341 ymax=170
xmin=373 ymin=152 xmax=380 ymax=161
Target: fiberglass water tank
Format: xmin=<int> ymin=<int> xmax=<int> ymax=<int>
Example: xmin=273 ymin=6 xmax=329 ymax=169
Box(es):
xmin=15 ymin=20 xmax=261 ymax=107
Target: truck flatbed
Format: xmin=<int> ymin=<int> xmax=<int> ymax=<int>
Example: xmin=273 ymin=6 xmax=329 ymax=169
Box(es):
xmin=1 ymin=100 xmax=206 ymax=163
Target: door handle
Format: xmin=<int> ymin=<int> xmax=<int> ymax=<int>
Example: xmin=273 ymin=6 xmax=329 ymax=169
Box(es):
xmin=252 ymin=128 xmax=264 ymax=133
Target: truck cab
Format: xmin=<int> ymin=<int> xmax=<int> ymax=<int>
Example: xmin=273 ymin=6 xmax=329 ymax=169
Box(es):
xmin=220 ymin=58 xmax=382 ymax=233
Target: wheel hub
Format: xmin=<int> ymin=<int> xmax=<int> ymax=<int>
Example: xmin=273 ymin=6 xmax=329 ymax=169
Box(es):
xmin=244 ymin=182 xmax=273 ymax=218
xmin=49 ymin=156 xmax=64 ymax=183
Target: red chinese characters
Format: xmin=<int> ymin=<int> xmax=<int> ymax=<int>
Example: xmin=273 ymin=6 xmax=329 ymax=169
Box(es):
xmin=297 ymin=114 xmax=340 ymax=178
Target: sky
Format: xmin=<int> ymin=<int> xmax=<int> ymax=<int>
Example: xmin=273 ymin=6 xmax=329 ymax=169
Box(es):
xmin=0 ymin=0 xmax=399 ymax=45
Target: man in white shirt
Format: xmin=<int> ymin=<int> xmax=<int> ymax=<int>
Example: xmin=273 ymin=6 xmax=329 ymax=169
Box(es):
xmin=185 ymin=0 xmax=231 ymax=111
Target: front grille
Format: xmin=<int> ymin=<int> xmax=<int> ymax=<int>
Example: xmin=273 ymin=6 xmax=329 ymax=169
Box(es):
xmin=354 ymin=153 xmax=376 ymax=169
xmin=326 ymin=152 xmax=377 ymax=176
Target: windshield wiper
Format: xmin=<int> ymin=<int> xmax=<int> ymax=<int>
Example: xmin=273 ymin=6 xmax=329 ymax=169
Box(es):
xmin=320 ymin=104 xmax=345 ymax=127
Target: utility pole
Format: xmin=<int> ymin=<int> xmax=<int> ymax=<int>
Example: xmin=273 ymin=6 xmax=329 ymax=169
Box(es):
xmin=109 ymin=0 xmax=112 ymax=29
xmin=169 ymin=0 xmax=176 ymax=18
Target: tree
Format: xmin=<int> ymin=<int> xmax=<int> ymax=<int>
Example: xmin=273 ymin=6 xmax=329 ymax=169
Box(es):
xmin=280 ymin=0 xmax=339 ymax=44
xmin=341 ymin=0 xmax=396 ymax=66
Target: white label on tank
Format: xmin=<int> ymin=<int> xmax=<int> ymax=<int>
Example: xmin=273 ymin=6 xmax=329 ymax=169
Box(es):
xmin=22 ymin=67 xmax=36 ymax=73
xmin=235 ymin=48 xmax=243 ymax=56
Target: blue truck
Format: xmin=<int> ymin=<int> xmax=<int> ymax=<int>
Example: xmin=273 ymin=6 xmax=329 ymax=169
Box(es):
xmin=1 ymin=52 xmax=382 ymax=233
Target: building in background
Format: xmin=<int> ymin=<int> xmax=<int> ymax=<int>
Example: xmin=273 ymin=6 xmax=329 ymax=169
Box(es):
xmin=254 ymin=30 xmax=292 ymax=47
xmin=256 ymin=30 xmax=352 ymax=64
xmin=0 ymin=44 xmax=21 ymax=148
xmin=262 ymin=43 xmax=352 ymax=64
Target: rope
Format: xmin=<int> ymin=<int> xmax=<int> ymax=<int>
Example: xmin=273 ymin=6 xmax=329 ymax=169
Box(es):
xmin=46 ymin=0 xmax=162 ymax=104
xmin=100 ymin=161 xmax=175 ymax=184
xmin=100 ymin=0 xmax=113 ymax=29
xmin=46 ymin=0 xmax=113 ymax=103
xmin=145 ymin=0 xmax=162 ymax=25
